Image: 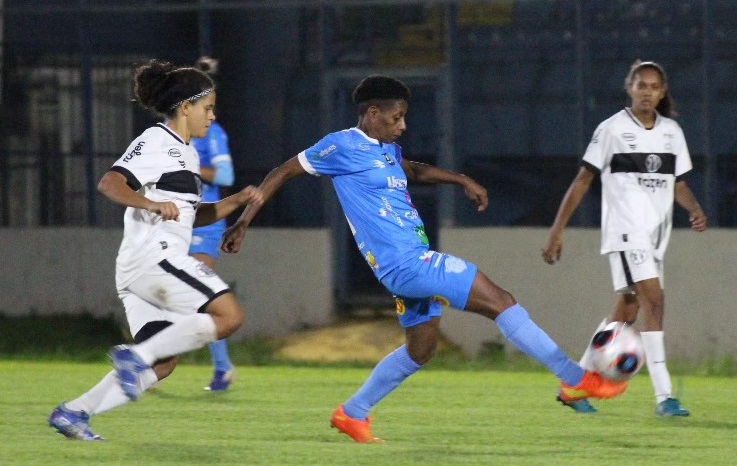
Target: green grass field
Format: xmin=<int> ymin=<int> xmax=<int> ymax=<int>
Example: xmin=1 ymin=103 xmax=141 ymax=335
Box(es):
xmin=2 ymin=361 xmax=736 ymax=466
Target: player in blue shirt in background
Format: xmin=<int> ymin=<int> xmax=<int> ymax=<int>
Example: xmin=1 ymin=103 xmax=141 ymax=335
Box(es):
xmin=191 ymin=56 xmax=236 ymax=391
xmin=222 ymin=75 xmax=627 ymax=443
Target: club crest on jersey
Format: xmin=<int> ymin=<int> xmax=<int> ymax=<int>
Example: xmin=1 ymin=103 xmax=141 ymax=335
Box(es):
xmin=383 ymin=153 xmax=395 ymax=165
xmin=645 ymin=154 xmax=662 ymax=173
xmin=168 ymin=148 xmax=182 ymax=158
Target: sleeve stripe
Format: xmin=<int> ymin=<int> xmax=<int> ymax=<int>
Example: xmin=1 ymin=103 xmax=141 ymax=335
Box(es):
xmin=110 ymin=165 xmax=142 ymax=191
xmin=297 ymin=151 xmax=319 ymax=176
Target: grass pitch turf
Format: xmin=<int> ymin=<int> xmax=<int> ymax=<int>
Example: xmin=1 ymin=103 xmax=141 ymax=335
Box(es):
xmin=1 ymin=361 xmax=736 ymax=465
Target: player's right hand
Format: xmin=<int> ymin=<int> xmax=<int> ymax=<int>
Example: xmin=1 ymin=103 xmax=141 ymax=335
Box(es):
xmin=221 ymin=222 xmax=247 ymax=254
xmin=147 ymin=201 xmax=180 ymax=221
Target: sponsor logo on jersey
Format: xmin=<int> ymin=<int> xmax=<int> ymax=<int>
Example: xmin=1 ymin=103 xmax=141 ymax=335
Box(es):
xmin=123 ymin=141 xmax=146 ymax=162
xmin=645 ymin=154 xmax=662 ymax=172
xmin=373 ymin=160 xmax=386 ymax=169
xmin=395 ymin=298 xmax=406 ymax=316
xmin=387 ymin=176 xmax=407 ymax=190
xmin=414 ymin=226 xmax=429 ymax=246
xmin=383 ymin=153 xmax=395 ymax=165
xmin=358 ymin=143 xmax=372 ymax=152
xmin=308 ymin=145 xmax=337 ymax=161
xmin=637 ymin=177 xmax=668 ymax=192
xmin=365 ymin=251 xmax=379 ymax=270
xmin=431 ymin=295 xmax=450 ymax=307
xmin=159 ymin=241 xmax=168 ymax=250
xmin=628 ymin=249 xmax=648 ymax=265
xmin=419 ymin=250 xmax=435 ymax=263
xmin=380 ymin=197 xmax=404 ymax=226
xmin=622 ymin=133 xmax=636 ymax=142
xmin=168 ymin=148 xmax=182 ymax=158
xmin=444 ymin=255 xmax=468 ymax=274
xmin=404 ymin=210 xmax=419 ymax=220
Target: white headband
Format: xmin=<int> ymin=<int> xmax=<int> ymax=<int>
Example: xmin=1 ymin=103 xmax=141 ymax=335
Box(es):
xmin=169 ymin=87 xmax=214 ymax=110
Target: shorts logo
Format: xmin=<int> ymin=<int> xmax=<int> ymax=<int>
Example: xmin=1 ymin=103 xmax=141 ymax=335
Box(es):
xmin=196 ymin=262 xmax=215 ymax=277
xmin=431 ymin=295 xmax=450 ymax=307
xmin=444 ymin=255 xmax=468 ymax=274
xmin=191 ymin=235 xmax=203 ymax=245
xmin=395 ymin=298 xmax=406 ymax=316
xmin=645 ymin=154 xmax=662 ymax=173
xmin=629 ymin=249 xmax=648 ymax=265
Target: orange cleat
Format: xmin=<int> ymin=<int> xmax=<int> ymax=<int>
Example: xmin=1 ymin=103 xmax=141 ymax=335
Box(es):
xmin=559 ymin=371 xmax=628 ymax=402
xmin=330 ymin=405 xmax=385 ymax=444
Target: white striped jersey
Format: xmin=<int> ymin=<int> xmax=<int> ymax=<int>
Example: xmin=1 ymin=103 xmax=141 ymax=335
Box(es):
xmin=582 ymin=108 xmax=692 ymax=260
xmin=109 ymin=123 xmax=202 ymax=289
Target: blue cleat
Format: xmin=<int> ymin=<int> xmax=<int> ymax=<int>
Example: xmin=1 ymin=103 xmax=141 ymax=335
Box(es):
xmin=656 ymin=398 xmax=690 ymax=417
xmin=557 ymin=393 xmax=598 ymax=413
xmin=48 ymin=403 xmax=104 ymax=441
xmin=110 ymin=344 xmax=149 ymax=401
xmin=204 ymin=369 xmax=235 ymax=392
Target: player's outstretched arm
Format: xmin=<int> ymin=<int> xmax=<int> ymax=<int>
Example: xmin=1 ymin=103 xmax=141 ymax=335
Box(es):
xmin=401 ymin=159 xmax=488 ymax=211
xmin=221 ymin=156 xmax=307 ymax=253
xmin=97 ymin=171 xmax=180 ymax=221
xmin=675 ymin=180 xmax=707 ymax=232
xmin=542 ymin=166 xmax=594 ymax=264
xmin=194 ymin=186 xmax=264 ymax=228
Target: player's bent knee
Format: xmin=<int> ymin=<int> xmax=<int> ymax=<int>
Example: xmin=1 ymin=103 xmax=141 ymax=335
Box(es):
xmin=153 ymin=357 xmax=178 ymax=380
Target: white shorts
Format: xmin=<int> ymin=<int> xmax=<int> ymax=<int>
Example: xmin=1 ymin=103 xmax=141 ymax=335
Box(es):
xmin=608 ymin=250 xmax=663 ymax=294
xmin=119 ymin=254 xmax=230 ymax=338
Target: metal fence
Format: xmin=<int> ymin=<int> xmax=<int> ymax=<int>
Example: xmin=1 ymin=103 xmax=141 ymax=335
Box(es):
xmin=2 ymin=0 xmax=737 ymax=229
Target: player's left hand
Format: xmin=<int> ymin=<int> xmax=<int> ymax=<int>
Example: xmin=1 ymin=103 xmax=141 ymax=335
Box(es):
xmin=690 ymin=210 xmax=707 ymax=232
xmin=464 ymin=179 xmax=488 ymax=212
xmin=239 ymin=185 xmax=264 ymax=207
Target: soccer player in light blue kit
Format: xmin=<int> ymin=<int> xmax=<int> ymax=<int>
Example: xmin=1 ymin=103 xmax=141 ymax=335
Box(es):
xmin=190 ymin=56 xmax=236 ymax=391
xmin=222 ymin=75 xmax=627 ymax=443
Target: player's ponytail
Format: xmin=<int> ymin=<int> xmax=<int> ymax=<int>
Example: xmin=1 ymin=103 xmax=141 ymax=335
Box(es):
xmin=132 ymin=59 xmax=214 ymax=118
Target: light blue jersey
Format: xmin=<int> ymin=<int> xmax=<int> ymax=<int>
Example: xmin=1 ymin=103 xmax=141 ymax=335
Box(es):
xmin=298 ymin=128 xmax=477 ymax=328
xmin=298 ymin=127 xmax=429 ymax=279
xmin=190 ymin=122 xmax=233 ymax=257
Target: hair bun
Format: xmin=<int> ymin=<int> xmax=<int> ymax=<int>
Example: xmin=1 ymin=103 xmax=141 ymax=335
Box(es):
xmin=195 ymin=56 xmax=219 ymax=75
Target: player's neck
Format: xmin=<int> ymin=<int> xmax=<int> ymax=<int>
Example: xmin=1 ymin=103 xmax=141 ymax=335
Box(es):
xmin=629 ymin=107 xmax=656 ymax=129
xmin=165 ymin=119 xmax=191 ymax=143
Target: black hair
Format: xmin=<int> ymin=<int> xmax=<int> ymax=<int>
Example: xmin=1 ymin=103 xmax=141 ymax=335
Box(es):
xmin=624 ymin=60 xmax=676 ymax=118
xmin=194 ymin=56 xmax=219 ymax=76
xmin=352 ymin=75 xmax=411 ymax=115
xmin=133 ymin=59 xmax=214 ymax=118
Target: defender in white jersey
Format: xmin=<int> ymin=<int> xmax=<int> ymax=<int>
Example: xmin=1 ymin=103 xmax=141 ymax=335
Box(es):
xmin=543 ymin=61 xmax=707 ymax=416
xmin=48 ymin=59 xmax=262 ymax=441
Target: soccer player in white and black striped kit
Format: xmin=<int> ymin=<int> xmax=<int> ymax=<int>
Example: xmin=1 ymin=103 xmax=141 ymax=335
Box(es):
xmin=48 ymin=59 xmax=263 ymax=440
xmin=543 ymin=60 xmax=707 ymax=416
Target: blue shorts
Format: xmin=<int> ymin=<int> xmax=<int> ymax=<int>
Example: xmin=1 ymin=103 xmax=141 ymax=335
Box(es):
xmin=380 ymin=250 xmax=478 ymax=328
xmin=189 ymin=229 xmax=222 ymax=259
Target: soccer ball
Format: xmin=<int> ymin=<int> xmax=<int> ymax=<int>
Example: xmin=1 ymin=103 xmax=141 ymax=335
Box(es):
xmin=589 ymin=321 xmax=645 ymax=382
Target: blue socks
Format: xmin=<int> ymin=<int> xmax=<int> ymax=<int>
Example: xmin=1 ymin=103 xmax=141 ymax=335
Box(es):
xmin=208 ymin=339 xmax=233 ymax=373
xmin=343 ymin=345 xmax=422 ymax=421
xmin=496 ymin=304 xmax=584 ymax=387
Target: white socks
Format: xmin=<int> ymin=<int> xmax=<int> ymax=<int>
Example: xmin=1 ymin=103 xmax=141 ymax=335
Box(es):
xmin=132 ymin=313 xmax=218 ymax=366
xmin=641 ymin=331 xmax=672 ymax=404
xmin=579 ymin=318 xmax=609 ymax=371
xmin=66 ymin=368 xmax=159 ymax=415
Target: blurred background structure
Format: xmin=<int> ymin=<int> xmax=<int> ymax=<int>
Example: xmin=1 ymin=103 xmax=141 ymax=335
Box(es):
xmin=1 ymin=0 xmax=736 ymax=310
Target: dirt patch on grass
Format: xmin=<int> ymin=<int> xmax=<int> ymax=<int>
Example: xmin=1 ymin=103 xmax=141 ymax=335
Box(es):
xmin=275 ymin=314 xmax=454 ymax=364
xmin=275 ymin=316 xmax=404 ymax=363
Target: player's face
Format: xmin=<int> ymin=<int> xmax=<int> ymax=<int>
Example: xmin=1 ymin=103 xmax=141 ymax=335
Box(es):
xmin=188 ymin=92 xmax=217 ymax=139
xmin=627 ymin=68 xmax=666 ymax=115
xmin=371 ymin=100 xmax=408 ymax=143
